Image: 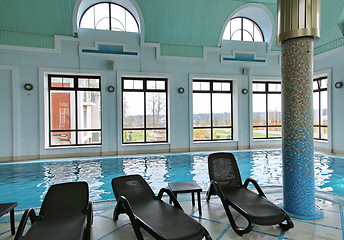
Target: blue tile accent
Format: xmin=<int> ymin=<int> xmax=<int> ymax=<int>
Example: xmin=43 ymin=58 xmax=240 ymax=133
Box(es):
xmin=82 ymin=44 xmax=138 ymax=55
xmin=223 ymin=53 xmax=265 ymax=62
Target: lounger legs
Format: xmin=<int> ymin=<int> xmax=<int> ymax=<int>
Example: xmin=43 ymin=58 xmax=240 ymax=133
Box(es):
xmin=278 ymin=215 xmax=294 ymax=231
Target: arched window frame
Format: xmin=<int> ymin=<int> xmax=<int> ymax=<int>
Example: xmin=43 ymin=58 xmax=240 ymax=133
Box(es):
xmin=79 ymin=2 xmax=139 ymax=32
xmin=225 ymin=17 xmax=264 ymax=42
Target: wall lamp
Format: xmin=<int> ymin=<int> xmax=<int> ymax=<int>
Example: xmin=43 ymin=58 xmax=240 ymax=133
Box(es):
xmin=335 ymin=81 xmax=343 ymax=89
xmin=107 ymin=86 xmax=115 ymax=92
xmin=24 ymin=83 xmax=33 ymax=91
xmin=242 ymin=88 xmax=249 ymax=94
xmin=177 ymin=87 xmax=185 ymax=94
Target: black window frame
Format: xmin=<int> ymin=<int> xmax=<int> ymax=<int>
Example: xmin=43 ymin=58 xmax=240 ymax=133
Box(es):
xmin=252 ymin=81 xmax=282 ymax=139
xmin=313 ymin=76 xmax=328 ymax=141
xmin=48 ymin=74 xmax=102 ymax=147
xmin=228 ymin=16 xmax=265 ymax=42
xmin=122 ymin=77 xmax=168 ymax=144
xmin=79 ymin=2 xmax=139 ymax=32
xmin=193 ymin=79 xmax=233 ymax=142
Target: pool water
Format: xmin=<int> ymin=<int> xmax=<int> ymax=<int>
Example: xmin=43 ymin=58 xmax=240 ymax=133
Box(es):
xmin=0 ymin=150 xmax=343 ymax=209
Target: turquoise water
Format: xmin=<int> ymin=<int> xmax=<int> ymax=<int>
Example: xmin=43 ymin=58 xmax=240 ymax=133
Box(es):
xmin=0 ymin=150 xmax=343 ymax=209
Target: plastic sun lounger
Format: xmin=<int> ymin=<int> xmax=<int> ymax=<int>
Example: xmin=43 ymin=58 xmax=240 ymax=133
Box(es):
xmin=206 ymin=152 xmax=294 ymax=236
xmin=14 ymin=182 xmax=93 ymax=240
xmin=112 ymin=174 xmax=212 ymax=240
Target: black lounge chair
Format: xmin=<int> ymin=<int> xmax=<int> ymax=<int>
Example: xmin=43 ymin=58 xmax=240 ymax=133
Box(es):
xmin=15 ymin=182 xmax=93 ymax=240
xmin=206 ymin=152 xmax=293 ymax=236
xmin=112 ymin=174 xmax=212 ymax=240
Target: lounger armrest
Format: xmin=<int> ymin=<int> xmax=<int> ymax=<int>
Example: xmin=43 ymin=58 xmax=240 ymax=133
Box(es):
xmin=14 ymin=208 xmax=37 ymax=240
xmin=157 ymin=188 xmax=183 ymax=211
xmin=87 ymin=201 xmax=93 ymax=226
xmin=209 ymin=180 xmax=228 ymax=204
xmin=243 ymin=178 xmax=266 ymax=197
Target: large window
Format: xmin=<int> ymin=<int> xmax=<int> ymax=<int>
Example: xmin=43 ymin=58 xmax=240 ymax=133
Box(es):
xmin=223 ymin=17 xmax=264 ymax=42
xmin=122 ymin=77 xmax=168 ymax=144
xmin=313 ymin=77 xmax=328 ymax=140
xmin=252 ymin=82 xmax=282 ymax=139
xmin=48 ymin=75 xmax=101 ymax=147
xmin=193 ymin=80 xmax=233 ymax=141
xmin=80 ymin=2 xmax=139 ymax=32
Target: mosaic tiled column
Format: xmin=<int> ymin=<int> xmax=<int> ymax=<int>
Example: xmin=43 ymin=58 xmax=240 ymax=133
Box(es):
xmin=277 ymin=0 xmax=322 ymax=219
xmin=281 ymin=37 xmax=318 ymax=218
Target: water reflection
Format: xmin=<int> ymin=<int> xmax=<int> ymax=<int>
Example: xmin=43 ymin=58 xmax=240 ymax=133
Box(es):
xmin=0 ymin=151 xmax=342 ymax=210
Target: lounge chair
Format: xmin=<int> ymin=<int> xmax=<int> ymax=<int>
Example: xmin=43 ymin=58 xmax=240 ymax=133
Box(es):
xmin=14 ymin=182 xmax=93 ymax=240
xmin=206 ymin=152 xmax=293 ymax=236
xmin=112 ymin=174 xmax=212 ymax=240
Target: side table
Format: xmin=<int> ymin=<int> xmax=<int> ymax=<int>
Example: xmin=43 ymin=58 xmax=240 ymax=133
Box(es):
xmin=168 ymin=181 xmax=202 ymax=215
xmin=0 ymin=202 xmax=18 ymax=235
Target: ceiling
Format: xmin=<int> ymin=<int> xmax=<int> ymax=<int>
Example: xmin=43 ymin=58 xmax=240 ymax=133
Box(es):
xmin=0 ymin=0 xmax=343 ymax=55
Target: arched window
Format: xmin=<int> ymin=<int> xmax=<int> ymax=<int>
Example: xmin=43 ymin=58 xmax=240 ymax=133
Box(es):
xmin=223 ymin=17 xmax=264 ymax=42
xmin=80 ymin=2 xmax=139 ymax=32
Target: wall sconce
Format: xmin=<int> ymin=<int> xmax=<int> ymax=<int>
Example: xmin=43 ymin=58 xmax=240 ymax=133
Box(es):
xmin=177 ymin=87 xmax=185 ymax=94
xmin=242 ymin=88 xmax=249 ymax=94
xmin=107 ymin=86 xmax=115 ymax=92
xmin=335 ymin=81 xmax=343 ymax=89
xmin=24 ymin=83 xmax=33 ymax=91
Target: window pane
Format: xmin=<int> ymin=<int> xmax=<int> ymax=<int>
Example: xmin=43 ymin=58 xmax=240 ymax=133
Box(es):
xmin=146 ymin=92 xmax=166 ymax=128
xmin=253 ymin=25 xmax=263 ymax=42
xmin=268 ymin=127 xmax=281 ymax=138
xmin=230 ymin=18 xmax=241 ymax=34
xmin=123 ymin=130 xmax=144 ymax=143
xmin=193 ymin=93 xmax=211 ymax=127
xmin=213 ymin=82 xmax=230 ymax=91
xmin=212 ymin=93 xmax=231 ymax=126
xmin=320 ymin=91 xmax=327 ymax=125
xmin=77 ymin=91 xmax=101 ymax=129
xmin=231 ymin=30 xmax=242 ymax=41
xmin=50 ymin=90 xmax=75 ymax=130
xmin=252 ymin=83 xmax=265 ymax=92
xmin=94 ymin=3 xmax=110 ymax=30
xmin=213 ymin=128 xmax=231 ymax=140
xmin=242 ymin=30 xmax=253 ymax=41
xmin=313 ymin=80 xmax=319 ymax=90
xmin=110 ymin=4 xmax=125 ymax=31
xmin=123 ymin=92 xmax=144 ymax=128
xmin=125 ymin=12 xmax=139 ymax=32
xmin=79 ymin=78 xmax=100 ymax=88
xmin=146 ymin=130 xmax=167 ymax=142
xmin=268 ymin=94 xmax=281 ymax=125
xmin=313 ymin=92 xmax=320 ymax=125
xmin=314 ymin=127 xmax=320 ymax=139
xmin=253 ymin=127 xmax=266 ymax=138
xmin=268 ymin=83 xmax=281 ymax=92
xmin=147 ymin=80 xmax=165 ymax=90
xmin=123 ymin=79 xmax=143 ymax=89
xmin=78 ymin=131 xmax=101 ymax=144
xmin=51 ymin=132 xmax=76 ymax=146
xmin=193 ymin=129 xmax=211 ymax=140
xmin=80 ymin=7 xmax=95 ymax=29
xmin=321 ymin=127 xmax=328 ymax=140
xmin=252 ymin=94 xmax=266 ymax=126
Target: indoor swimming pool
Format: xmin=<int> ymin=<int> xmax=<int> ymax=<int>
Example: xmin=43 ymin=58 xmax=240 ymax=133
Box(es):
xmin=0 ymin=150 xmax=343 ymax=209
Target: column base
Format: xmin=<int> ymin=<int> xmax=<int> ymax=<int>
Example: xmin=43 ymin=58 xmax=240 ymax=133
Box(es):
xmin=279 ymin=204 xmax=324 ymax=220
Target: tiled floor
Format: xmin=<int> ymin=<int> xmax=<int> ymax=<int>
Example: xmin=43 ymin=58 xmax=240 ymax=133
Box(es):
xmin=1 ymin=189 xmax=343 ymax=240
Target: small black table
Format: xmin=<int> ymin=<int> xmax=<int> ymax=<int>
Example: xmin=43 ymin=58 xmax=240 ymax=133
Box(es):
xmin=168 ymin=181 xmax=202 ymax=215
xmin=0 ymin=202 xmax=18 ymax=235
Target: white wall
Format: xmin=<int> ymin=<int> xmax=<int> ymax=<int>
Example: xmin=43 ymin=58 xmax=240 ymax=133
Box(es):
xmin=0 ymin=29 xmax=340 ymax=162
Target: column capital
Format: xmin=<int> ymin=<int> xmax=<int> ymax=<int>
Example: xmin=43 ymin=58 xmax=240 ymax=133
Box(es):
xmin=277 ymin=0 xmax=320 ymax=43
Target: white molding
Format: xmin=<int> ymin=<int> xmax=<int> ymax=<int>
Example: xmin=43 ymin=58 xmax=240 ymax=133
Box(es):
xmin=0 ymin=65 xmax=19 ymax=161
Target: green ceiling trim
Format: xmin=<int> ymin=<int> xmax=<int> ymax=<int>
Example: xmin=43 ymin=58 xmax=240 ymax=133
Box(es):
xmin=0 ymin=30 xmax=55 ymax=49
xmin=315 ymin=38 xmax=344 ymax=55
xmin=160 ymin=44 xmax=203 ymax=58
